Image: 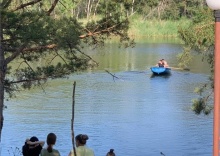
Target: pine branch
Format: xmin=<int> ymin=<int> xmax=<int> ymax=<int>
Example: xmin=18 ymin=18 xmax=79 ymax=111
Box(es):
xmin=8 ymin=77 xmax=47 ymax=84
xmin=5 ymin=44 xmax=27 ymax=65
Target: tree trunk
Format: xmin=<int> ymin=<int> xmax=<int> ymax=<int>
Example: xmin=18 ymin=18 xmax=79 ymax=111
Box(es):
xmin=0 ymin=24 xmax=6 ymax=141
xmin=93 ymin=0 xmax=100 ymax=17
xmin=87 ymin=0 xmax=91 ymax=19
xmin=131 ymin=0 xmax=135 ymax=14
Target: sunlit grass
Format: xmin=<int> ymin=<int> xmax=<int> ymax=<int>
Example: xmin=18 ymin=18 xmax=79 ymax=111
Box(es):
xmin=128 ymin=16 xmax=191 ymax=39
xmin=78 ymin=15 xmax=190 ymax=42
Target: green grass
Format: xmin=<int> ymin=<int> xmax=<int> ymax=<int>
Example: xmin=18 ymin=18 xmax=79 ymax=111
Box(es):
xmin=78 ymin=15 xmax=191 ymax=43
xmin=128 ymin=16 xmax=191 ymax=39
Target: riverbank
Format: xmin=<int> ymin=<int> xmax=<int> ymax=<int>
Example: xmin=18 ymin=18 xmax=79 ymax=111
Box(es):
xmin=128 ymin=15 xmax=191 ymax=39
xmin=80 ymin=15 xmax=191 ymax=43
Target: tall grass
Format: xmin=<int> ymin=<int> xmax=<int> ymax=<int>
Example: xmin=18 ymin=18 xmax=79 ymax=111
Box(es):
xmin=78 ymin=14 xmax=191 ymax=42
xmin=128 ymin=15 xmax=191 ymax=39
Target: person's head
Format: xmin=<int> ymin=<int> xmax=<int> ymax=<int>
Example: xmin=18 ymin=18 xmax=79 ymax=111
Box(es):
xmin=75 ymin=134 xmax=89 ymax=147
xmin=47 ymin=133 xmax=57 ymax=153
xmin=109 ymin=149 xmax=114 ymax=153
xmin=30 ymin=136 xmax=39 ymax=142
xmin=106 ymin=149 xmax=115 ymax=156
xmin=29 ymin=136 xmax=39 ymax=148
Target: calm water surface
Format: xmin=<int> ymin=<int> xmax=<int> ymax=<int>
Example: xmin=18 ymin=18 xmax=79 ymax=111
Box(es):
xmin=1 ymin=41 xmax=212 ymax=156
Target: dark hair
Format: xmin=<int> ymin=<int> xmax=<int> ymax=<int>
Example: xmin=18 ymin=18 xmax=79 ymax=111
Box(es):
xmin=22 ymin=142 xmax=29 ymax=156
xmin=29 ymin=136 xmax=39 ymax=148
xmin=109 ymin=149 xmax=114 ymax=153
xmin=75 ymin=134 xmax=89 ymax=145
xmin=47 ymin=133 xmax=57 ymax=153
xmin=30 ymin=136 xmax=39 ymax=142
xmin=106 ymin=149 xmax=115 ymax=156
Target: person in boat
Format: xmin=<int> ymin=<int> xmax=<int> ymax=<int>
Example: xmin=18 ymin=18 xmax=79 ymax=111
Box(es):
xmin=161 ymin=59 xmax=169 ymax=67
xmin=68 ymin=134 xmax=94 ymax=156
xmin=156 ymin=60 xmax=164 ymax=67
xmin=156 ymin=59 xmax=169 ymax=68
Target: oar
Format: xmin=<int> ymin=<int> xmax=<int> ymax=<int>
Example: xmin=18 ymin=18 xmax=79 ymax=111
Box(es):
xmin=170 ymin=67 xmax=190 ymax=71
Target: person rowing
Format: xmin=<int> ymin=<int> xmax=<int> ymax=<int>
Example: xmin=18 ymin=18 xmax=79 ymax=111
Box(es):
xmin=156 ymin=59 xmax=169 ymax=68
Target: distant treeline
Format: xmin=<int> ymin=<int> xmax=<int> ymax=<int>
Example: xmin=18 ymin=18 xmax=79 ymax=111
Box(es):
xmin=9 ymin=0 xmax=206 ymax=20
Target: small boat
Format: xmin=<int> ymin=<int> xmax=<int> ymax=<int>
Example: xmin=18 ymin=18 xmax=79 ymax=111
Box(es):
xmin=150 ymin=67 xmax=171 ymax=75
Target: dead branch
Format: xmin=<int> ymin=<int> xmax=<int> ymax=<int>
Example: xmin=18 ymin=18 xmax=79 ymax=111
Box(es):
xmin=76 ymin=48 xmax=99 ymax=66
xmin=8 ymin=77 xmax=47 ymax=84
xmin=79 ymin=24 xmax=117 ymax=39
xmin=12 ymin=0 xmax=42 ymax=11
xmin=105 ymin=69 xmax=121 ymax=81
xmin=23 ymin=44 xmax=57 ymax=52
xmin=47 ymin=0 xmax=59 ymax=16
xmin=71 ymin=82 xmax=77 ymax=156
xmin=5 ymin=44 xmax=56 ymax=53
xmin=5 ymin=44 xmax=27 ymax=65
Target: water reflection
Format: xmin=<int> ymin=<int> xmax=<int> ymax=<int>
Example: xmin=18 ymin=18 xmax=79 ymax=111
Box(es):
xmin=150 ymin=73 xmax=172 ymax=79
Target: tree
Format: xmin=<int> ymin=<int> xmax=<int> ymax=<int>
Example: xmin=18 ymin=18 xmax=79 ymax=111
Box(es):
xmin=0 ymin=0 xmax=134 ymax=140
xmin=178 ymin=7 xmax=214 ymax=114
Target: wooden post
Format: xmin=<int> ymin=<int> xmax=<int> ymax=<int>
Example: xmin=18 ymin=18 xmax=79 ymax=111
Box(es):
xmin=71 ymin=81 xmax=77 ymax=156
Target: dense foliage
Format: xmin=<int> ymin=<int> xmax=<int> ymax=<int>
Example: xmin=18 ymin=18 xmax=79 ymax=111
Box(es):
xmin=178 ymin=8 xmax=214 ymax=115
xmin=0 ymin=0 xmax=133 ymax=140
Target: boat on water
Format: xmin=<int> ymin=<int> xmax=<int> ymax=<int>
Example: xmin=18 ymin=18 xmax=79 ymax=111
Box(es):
xmin=150 ymin=67 xmax=171 ymax=75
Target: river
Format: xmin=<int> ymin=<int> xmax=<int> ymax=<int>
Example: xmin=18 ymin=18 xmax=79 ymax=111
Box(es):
xmin=1 ymin=39 xmax=212 ymax=156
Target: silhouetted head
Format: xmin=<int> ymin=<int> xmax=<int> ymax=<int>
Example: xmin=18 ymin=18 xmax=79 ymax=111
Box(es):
xmin=47 ymin=133 xmax=57 ymax=153
xmin=47 ymin=133 xmax=56 ymax=145
xmin=106 ymin=149 xmax=115 ymax=156
xmin=29 ymin=136 xmax=39 ymax=148
xmin=30 ymin=136 xmax=39 ymax=142
xmin=75 ymin=134 xmax=89 ymax=146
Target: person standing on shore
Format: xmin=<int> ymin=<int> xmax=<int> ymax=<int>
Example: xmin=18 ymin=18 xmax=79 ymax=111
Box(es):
xmin=106 ymin=149 xmax=115 ymax=156
xmin=40 ymin=133 xmax=60 ymax=156
xmin=68 ymin=134 xmax=94 ymax=156
xmin=22 ymin=136 xmax=45 ymax=156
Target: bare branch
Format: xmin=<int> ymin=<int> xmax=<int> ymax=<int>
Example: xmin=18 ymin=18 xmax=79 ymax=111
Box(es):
xmin=58 ymin=0 xmax=67 ymax=9
xmin=79 ymin=25 xmax=117 ymax=39
xmin=22 ymin=58 xmax=46 ymax=91
xmin=76 ymin=48 xmax=99 ymax=66
xmin=16 ymin=60 xmax=26 ymax=70
xmin=5 ymin=44 xmax=27 ymax=65
xmin=48 ymin=51 xmax=68 ymax=65
xmin=5 ymin=44 xmax=56 ymax=65
xmin=8 ymin=77 xmax=47 ymax=84
xmin=23 ymin=44 xmax=57 ymax=52
xmin=12 ymin=0 xmax=42 ymax=11
xmin=47 ymin=0 xmax=59 ymax=16
xmin=2 ymin=0 xmax=13 ymax=9
xmin=105 ymin=69 xmax=120 ymax=82
xmin=4 ymin=44 xmax=57 ymax=52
